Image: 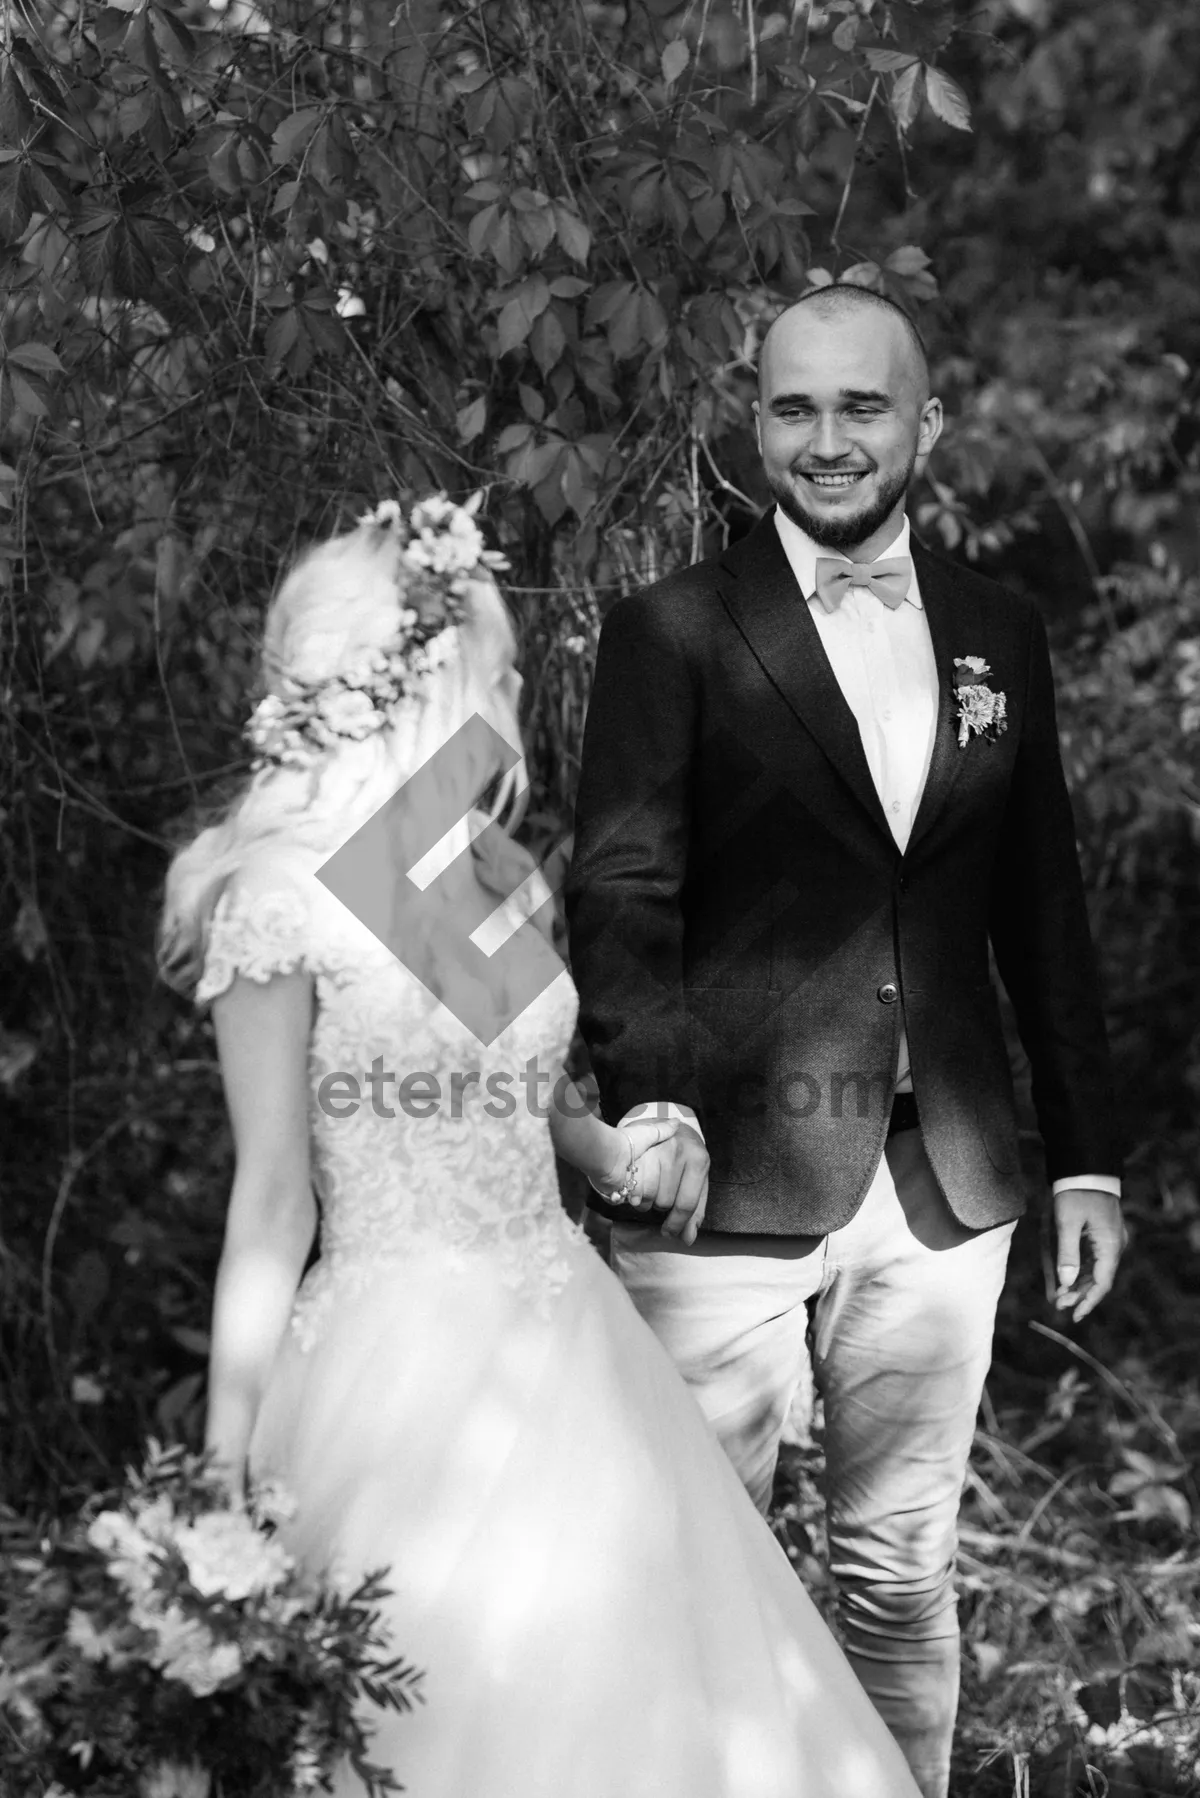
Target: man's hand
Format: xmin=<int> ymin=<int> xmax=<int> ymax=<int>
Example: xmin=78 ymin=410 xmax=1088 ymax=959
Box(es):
xmin=621 ymin=1104 xmax=710 ymax=1246
xmin=1053 ymin=1187 xmax=1127 ymax=1320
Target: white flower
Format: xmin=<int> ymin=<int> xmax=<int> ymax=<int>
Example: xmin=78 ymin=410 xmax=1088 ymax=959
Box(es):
xmin=135 ymin=1601 xmax=243 ymax=1695
xmin=186 ymin=228 xmax=216 ymax=254
xmin=139 ymin=1759 xmax=211 ymax=1798
xmin=336 ymin=286 xmax=366 ymax=319
xmin=956 ymin=654 xmax=990 ymax=677
xmin=358 ymin=498 xmax=404 ymax=529
xmin=563 ymin=634 xmax=587 ymax=654
xmin=66 ymin=1608 xmax=123 ymax=1664
xmin=955 ymin=684 xmax=1007 ymax=748
xmin=87 ymin=1509 xmax=161 ymax=1596
xmin=175 ymin=1508 xmax=293 ymax=1601
xmin=315 ymin=687 xmax=379 ymax=739
xmin=250 ymin=1478 xmax=298 ymax=1528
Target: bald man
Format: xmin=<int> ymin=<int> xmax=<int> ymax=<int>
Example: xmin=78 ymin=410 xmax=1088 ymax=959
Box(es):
xmin=565 ymin=285 xmax=1124 ymax=1797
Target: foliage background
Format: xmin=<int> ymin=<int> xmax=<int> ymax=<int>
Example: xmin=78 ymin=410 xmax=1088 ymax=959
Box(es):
xmin=1 ymin=0 xmax=1198 ymax=1791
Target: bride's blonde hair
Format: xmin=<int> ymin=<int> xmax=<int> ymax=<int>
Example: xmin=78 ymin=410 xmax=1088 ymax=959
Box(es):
xmin=158 ymin=512 xmax=536 ymax=998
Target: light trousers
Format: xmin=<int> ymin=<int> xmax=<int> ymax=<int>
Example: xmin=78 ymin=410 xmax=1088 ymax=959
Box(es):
xmin=610 ymin=1129 xmax=1016 ymax=1798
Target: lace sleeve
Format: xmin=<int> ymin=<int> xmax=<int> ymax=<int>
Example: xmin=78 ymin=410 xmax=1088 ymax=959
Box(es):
xmin=195 ymin=877 xmax=313 ymax=1006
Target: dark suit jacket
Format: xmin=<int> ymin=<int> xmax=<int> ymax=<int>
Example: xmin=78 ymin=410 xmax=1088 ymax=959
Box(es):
xmin=564 ymin=512 xmax=1122 ymax=1235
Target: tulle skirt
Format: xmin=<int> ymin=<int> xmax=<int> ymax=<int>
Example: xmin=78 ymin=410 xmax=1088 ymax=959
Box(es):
xmin=250 ymin=1237 xmax=919 ymax=1798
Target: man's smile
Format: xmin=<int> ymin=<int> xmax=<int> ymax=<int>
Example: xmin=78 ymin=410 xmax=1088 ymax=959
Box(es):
xmin=795 ymin=469 xmax=871 ymax=493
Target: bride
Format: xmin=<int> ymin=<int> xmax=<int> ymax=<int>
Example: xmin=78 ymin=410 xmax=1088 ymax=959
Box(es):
xmin=159 ymin=495 xmax=919 ymax=1798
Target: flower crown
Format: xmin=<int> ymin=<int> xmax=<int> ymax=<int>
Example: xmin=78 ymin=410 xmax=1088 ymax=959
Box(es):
xmin=246 ymin=492 xmax=508 ymax=772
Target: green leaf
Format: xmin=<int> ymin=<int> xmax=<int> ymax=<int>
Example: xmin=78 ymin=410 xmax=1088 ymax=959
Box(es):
xmin=123 ymin=11 xmax=164 ymax=81
xmin=692 ymin=192 xmax=725 ymax=243
xmin=548 ymin=275 xmax=588 ymax=298
xmin=0 ymin=157 xmax=35 ymax=240
xmin=480 ymin=76 xmax=535 ymax=153
xmin=6 ymin=342 xmax=63 ymax=375
xmin=491 ymin=211 xmax=521 ymax=277
xmin=264 ymin=307 xmax=300 ymax=370
xmin=117 ymin=87 xmax=156 ymax=141
xmin=518 ymin=382 xmax=545 ymax=422
xmin=271 ymin=107 xmax=323 ymax=167
xmin=530 ymin=308 xmax=566 ymax=375
xmin=661 ymin=39 xmax=689 ymax=88
xmin=516 ymin=204 xmax=556 ymax=259
xmin=638 ymin=291 xmax=669 ymax=350
xmin=562 ymin=448 xmax=595 ymax=519
xmin=841 ymin=260 xmax=885 ymax=291
xmin=495 ymin=422 xmax=533 ymax=453
xmin=586 ymin=281 xmax=634 ymax=328
xmin=890 ymin=63 xmax=924 ymax=136
xmin=8 ymin=368 xmax=49 ymax=417
xmin=496 ymin=275 xmax=550 ymax=355
xmin=150 ymin=3 xmax=196 ymax=63
xmin=0 ymin=59 xmax=38 ymax=147
xmin=923 ymin=66 xmax=972 ymax=133
xmin=553 ymin=204 xmax=591 ymax=266
xmin=467 ymin=201 xmax=501 ymax=258
xmin=608 ymin=290 xmax=643 ymax=360
xmin=863 ymin=50 xmax=919 ymax=74
xmin=629 ymin=169 xmax=661 ymax=227
xmin=885 ymin=244 xmax=931 ymax=276
xmin=455 ymin=397 xmax=489 ymax=442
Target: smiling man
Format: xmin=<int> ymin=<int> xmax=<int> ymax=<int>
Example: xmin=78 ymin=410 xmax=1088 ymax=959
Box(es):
xmin=566 ymin=284 xmax=1125 ymax=1798
xmin=757 ymin=286 xmax=940 ymax=558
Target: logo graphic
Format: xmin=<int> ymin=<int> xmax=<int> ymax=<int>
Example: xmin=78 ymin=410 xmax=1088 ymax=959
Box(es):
xmin=316 ymin=715 xmax=564 ymax=1046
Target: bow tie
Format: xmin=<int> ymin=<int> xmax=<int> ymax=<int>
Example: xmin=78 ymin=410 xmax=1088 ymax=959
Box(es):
xmin=813 ymin=556 xmax=913 ymax=614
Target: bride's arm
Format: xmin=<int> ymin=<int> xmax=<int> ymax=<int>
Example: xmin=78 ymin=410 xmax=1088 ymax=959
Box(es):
xmin=546 ymin=1073 xmax=632 ymax=1190
xmin=206 ymin=968 xmax=317 ymax=1492
xmin=546 ymin=1072 xmax=699 ymax=1232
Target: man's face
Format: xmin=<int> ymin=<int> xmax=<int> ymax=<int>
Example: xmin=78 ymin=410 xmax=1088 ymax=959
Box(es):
xmin=754 ymin=306 xmax=942 ymax=555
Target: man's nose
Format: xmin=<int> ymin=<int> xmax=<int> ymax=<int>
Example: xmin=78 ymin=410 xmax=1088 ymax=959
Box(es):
xmin=811 ymin=411 xmax=849 ymax=460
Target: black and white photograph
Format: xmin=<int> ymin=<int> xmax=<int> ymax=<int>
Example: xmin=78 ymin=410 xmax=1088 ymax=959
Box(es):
xmin=1 ymin=3 xmax=1198 ymax=1795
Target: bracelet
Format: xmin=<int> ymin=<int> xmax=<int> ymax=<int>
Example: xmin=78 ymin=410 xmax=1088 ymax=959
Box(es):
xmin=600 ymin=1129 xmax=639 ymax=1204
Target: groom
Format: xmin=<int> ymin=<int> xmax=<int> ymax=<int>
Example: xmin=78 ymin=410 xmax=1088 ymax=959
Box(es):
xmin=564 ymin=285 xmax=1125 ymax=1798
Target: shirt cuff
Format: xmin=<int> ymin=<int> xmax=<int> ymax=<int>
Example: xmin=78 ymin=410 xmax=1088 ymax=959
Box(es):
xmin=1051 ymin=1175 xmax=1122 ymax=1199
xmin=620 ymin=1100 xmax=704 ymax=1140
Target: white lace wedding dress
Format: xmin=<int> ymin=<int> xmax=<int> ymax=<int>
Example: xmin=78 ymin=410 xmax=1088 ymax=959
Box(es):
xmin=197 ymin=856 xmax=919 ymax=1798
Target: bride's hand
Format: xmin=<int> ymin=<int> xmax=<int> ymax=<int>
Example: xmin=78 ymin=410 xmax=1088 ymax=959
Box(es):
xmin=596 ymin=1115 xmax=678 ymax=1194
xmin=603 ymin=1115 xmax=710 ymax=1247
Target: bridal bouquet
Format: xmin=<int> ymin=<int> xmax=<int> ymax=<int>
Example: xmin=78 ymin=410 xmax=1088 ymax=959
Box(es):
xmin=0 ymin=1443 xmax=422 ymax=1798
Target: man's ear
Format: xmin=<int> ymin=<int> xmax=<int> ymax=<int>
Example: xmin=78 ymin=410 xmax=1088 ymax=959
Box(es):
xmin=752 ymin=396 xmax=763 ymax=454
xmin=913 ymin=396 xmax=943 ymax=475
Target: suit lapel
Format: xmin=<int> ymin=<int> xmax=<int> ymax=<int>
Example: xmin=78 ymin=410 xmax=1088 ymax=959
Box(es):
xmin=907 ymin=542 xmax=972 ymax=852
xmin=718 ymin=516 xmax=892 ymax=838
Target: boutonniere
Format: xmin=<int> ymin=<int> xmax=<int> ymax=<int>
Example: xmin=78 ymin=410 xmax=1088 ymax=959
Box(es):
xmin=952 ymin=657 xmax=1008 ymax=748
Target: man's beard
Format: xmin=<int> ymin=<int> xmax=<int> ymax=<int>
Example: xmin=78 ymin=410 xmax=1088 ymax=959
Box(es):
xmin=767 ymin=454 xmax=915 ymax=553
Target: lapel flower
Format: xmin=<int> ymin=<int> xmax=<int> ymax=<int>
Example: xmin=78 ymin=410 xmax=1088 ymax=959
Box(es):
xmin=952 ymin=656 xmax=1007 ymax=748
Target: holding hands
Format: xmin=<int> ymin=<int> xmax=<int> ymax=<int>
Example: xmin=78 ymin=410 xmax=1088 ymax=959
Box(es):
xmin=596 ymin=1106 xmax=711 ymax=1247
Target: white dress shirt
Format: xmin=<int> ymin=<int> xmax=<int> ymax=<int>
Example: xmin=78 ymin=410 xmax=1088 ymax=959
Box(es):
xmin=611 ymin=510 xmax=1120 ymax=1204
xmin=774 ymin=508 xmax=932 ymax=1091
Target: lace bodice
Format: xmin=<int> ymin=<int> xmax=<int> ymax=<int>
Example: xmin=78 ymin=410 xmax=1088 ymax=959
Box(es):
xmin=197 ymin=854 xmax=585 ymax=1349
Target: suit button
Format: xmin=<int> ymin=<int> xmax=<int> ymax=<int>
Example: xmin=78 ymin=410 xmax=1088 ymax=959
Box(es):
xmin=877 ymin=982 xmax=899 ymax=1005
